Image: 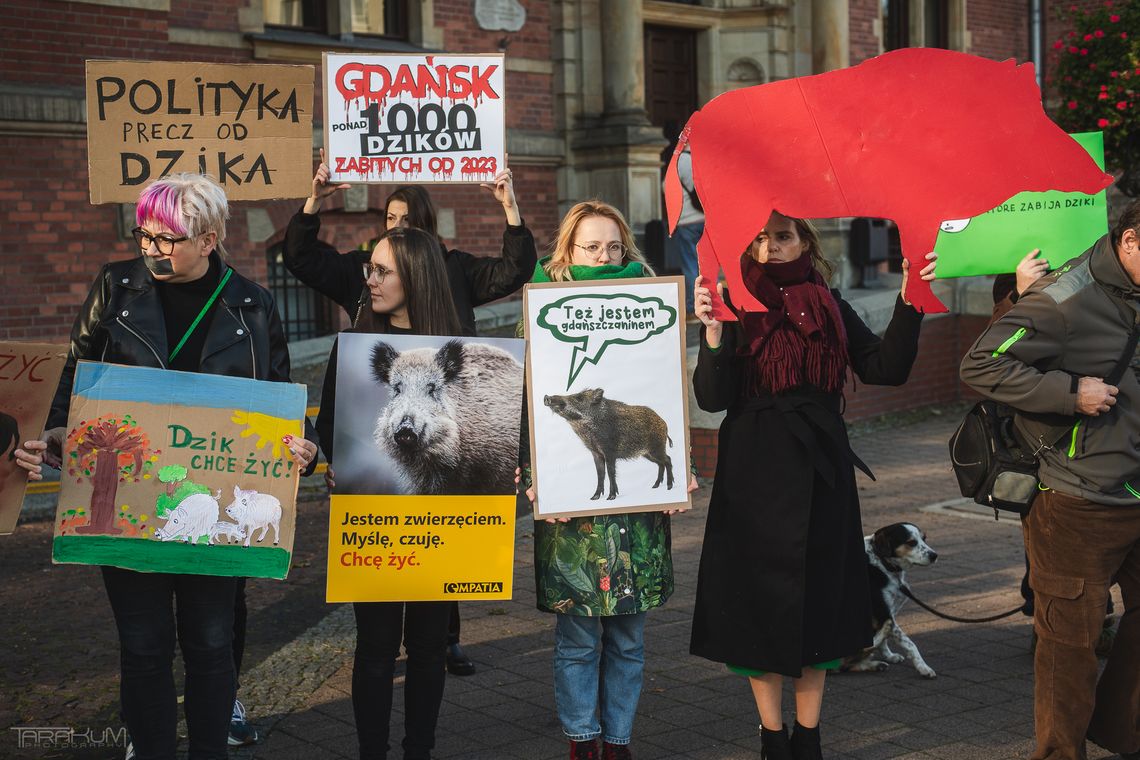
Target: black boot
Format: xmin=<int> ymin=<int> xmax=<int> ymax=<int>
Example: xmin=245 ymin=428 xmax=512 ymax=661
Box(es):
xmin=790 ymin=722 xmax=822 ymax=760
xmin=445 ymin=642 xmax=475 ymax=676
xmin=760 ymin=725 xmax=793 ymax=760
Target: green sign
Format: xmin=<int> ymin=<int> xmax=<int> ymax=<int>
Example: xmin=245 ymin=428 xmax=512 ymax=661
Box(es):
xmin=934 ymin=131 xmax=1107 ymax=278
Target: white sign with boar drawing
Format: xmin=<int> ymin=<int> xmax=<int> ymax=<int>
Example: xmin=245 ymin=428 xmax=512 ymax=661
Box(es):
xmin=524 ymin=276 xmax=691 ymax=519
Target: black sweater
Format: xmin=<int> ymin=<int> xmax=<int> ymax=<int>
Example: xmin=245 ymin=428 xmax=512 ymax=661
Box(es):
xmin=283 ymin=209 xmax=537 ymax=336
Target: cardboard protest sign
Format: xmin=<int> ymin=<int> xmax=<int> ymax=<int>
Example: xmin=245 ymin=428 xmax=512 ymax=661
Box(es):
xmin=0 ymin=342 xmax=68 ymax=535
xmin=53 ymin=362 xmax=306 ymax=579
xmin=665 ymin=48 xmax=1114 ymax=317
xmin=934 ymin=132 xmax=1108 ymax=278
xmin=524 ymin=277 xmax=691 ymax=520
xmin=86 ymin=60 xmax=314 ymax=204
xmin=323 ymin=53 xmax=506 ymax=184
xmin=326 ymin=333 xmax=524 ymax=602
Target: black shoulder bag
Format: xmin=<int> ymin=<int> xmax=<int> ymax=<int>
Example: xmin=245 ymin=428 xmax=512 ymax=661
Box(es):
xmin=949 ymin=313 xmax=1139 ymax=517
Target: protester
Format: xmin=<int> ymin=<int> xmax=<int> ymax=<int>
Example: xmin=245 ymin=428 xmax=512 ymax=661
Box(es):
xmin=960 ymin=201 xmax=1140 ymax=760
xmin=285 ymin=151 xmax=536 ymax=675
xmin=689 ymin=211 xmax=936 ymax=760
xmin=668 ymin=145 xmax=704 ymax=321
xmin=518 ymin=200 xmax=696 ymax=760
xmin=315 ymin=226 xmax=463 ymax=760
xmin=13 ymin=173 xmax=318 ymax=760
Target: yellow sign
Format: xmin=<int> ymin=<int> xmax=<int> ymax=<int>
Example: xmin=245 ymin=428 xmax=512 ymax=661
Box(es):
xmin=326 ymin=494 xmax=515 ymax=602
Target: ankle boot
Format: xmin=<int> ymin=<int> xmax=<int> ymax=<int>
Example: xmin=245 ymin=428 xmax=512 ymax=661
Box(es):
xmin=569 ymin=739 xmax=599 ymax=759
xmin=602 ymin=742 xmax=632 ymax=760
xmin=760 ymin=725 xmax=793 ymax=760
xmin=790 ymin=722 xmax=822 ymax=760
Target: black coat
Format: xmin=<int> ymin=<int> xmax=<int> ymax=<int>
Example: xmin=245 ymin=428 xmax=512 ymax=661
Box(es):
xmin=282 ymin=210 xmax=537 ymax=336
xmin=48 ymin=254 xmax=317 ymax=474
xmin=690 ymin=293 xmax=923 ymax=676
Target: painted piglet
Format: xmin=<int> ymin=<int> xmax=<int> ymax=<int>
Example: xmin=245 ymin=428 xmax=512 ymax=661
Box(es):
xmin=224 ymin=486 xmax=282 ymax=547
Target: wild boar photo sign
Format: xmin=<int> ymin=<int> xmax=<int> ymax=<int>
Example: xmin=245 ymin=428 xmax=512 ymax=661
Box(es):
xmin=524 ymin=277 xmax=691 ymax=519
xmin=0 ymin=342 xmax=68 ymax=535
xmin=52 ymin=362 xmax=307 ymax=579
xmin=326 ymin=334 xmax=525 ymax=602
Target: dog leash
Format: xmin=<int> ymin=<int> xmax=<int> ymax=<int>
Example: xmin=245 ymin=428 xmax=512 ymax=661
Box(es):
xmin=900 ymin=586 xmax=1025 ymax=624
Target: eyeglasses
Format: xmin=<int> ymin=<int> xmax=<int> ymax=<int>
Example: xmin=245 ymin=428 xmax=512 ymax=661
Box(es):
xmin=363 ymin=262 xmax=397 ymax=283
xmin=574 ymin=241 xmax=626 ymax=260
xmin=132 ymin=227 xmax=188 ymax=255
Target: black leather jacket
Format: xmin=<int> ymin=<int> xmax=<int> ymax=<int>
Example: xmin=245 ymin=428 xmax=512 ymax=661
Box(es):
xmin=49 ymin=254 xmax=297 ymax=431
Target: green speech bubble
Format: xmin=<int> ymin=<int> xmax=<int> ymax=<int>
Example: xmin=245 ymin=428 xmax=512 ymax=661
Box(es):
xmin=537 ymin=293 xmax=677 ymax=388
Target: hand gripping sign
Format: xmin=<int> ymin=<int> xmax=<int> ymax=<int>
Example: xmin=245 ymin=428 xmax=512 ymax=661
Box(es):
xmin=323 ymin=53 xmax=506 ymax=184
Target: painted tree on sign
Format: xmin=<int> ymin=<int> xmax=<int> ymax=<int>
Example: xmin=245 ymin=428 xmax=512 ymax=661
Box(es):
xmin=67 ymin=414 xmax=158 ymax=534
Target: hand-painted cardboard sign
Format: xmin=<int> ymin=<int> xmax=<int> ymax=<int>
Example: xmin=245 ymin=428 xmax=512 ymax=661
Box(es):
xmin=323 ymin=53 xmax=506 ymax=184
xmin=665 ymin=48 xmax=1114 ymax=317
xmin=523 ymin=277 xmax=691 ymax=519
xmin=0 ymin=342 xmax=68 ymax=535
xmin=934 ymin=132 xmax=1108 ymax=278
xmin=85 ymin=60 xmax=314 ymax=203
xmin=326 ymin=334 xmax=524 ymax=602
xmin=53 ymin=362 xmax=306 ymax=579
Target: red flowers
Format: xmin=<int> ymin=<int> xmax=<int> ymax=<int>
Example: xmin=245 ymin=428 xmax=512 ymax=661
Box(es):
xmin=1110 ymin=14 xmax=1121 ymax=22
xmin=1117 ymin=102 xmax=1130 ymax=111
xmin=1070 ymin=45 xmax=1080 ymax=53
xmin=1068 ymin=100 xmax=1079 ymax=109
xmin=1094 ymin=29 xmax=1105 ymax=38
xmin=1055 ymin=39 xmax=1065 ymax=49
xmin=599 ymin=576 xmax=611 ymax=592
xmin=1099 ymin=92 xmax=1110 ymax=100
xmin=1098 ymin=118 xmax=1111 ymax=127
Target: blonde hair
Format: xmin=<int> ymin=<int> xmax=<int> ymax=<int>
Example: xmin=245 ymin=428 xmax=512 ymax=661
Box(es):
xmin=136 ymin=173 xmax=229 ymax=256
xmin=747 ymin=213 xmax=833 ymax=282
xmin=544 ymin=200 xmax=654 ymax=282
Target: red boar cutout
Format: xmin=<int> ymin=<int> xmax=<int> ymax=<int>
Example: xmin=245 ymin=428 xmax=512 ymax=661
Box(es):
xmin=666 ymin=48 xmax=1114 ymax=317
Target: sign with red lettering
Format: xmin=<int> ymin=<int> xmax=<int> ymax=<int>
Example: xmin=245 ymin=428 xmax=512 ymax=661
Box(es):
xmin=0 ymin=342 xmax=68 ymax=535
xmin=85 ymin=60 xmax=315 ymax=204
xmin=323 ymin=53 xmax=506 ymax=184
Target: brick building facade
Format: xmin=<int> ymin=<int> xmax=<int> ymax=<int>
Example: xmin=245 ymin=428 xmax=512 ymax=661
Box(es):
xmin=0 ymin=0 xmax=1100 ymax=437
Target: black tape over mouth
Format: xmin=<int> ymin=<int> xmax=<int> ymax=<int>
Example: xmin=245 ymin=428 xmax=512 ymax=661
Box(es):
xmin=142 ymin=255 xmax=175 ymax=276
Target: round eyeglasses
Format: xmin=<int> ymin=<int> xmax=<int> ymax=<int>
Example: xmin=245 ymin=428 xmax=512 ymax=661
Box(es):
xmin=132 ymin=227 xmax=188 ymax=256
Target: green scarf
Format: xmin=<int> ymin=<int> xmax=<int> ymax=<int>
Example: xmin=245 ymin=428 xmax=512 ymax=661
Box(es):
xmin=529 ymin=256 xmax=645 ymax=283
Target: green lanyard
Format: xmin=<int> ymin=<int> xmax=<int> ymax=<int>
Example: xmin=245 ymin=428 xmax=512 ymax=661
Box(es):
xmin=167 ymin=268 xmax=233 ymax=364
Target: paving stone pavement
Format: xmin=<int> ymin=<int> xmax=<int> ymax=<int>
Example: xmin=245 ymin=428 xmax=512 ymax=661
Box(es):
xmin=235 ymin=411 xmax=1122 ymax=760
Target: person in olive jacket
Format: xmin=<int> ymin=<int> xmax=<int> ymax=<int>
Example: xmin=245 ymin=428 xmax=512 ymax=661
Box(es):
xmin=283 ymin=151 xmax=537 ymax=677
xmin=690 ymin=212 xmax=935 ymax=760
xmin=15 ymin=173 xmax=318 ymax=760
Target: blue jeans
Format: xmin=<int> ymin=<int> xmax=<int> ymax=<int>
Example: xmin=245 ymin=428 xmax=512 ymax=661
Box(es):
xmin=553 ymin=612 xmax=646 ymax=745
xmin=672 ymin=221 xmax=703 ymax=312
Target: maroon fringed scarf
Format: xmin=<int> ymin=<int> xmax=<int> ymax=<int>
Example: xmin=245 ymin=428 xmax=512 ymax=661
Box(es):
xmin=735 ymin=253 xmax=849 ymax=395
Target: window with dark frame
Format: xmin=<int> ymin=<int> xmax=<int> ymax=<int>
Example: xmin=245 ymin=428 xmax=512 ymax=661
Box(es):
xmin=266 ymin=242 xmax=341 ymax=342
xmin=882 ymin=0 xmax=909 ymax=51
xmin=263 ymin=0 xmax=408 ymax=39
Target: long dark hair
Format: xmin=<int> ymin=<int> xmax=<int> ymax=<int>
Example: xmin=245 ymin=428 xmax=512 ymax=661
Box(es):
xmin=354 ymin=226 xmax=460 ymax=337
xmin=385 ymin=186 xmax=439 ymax=237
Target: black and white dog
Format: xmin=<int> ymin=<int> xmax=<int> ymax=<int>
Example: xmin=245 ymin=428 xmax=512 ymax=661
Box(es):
xmin=842 ymin=522 xmax=939 ymax=679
